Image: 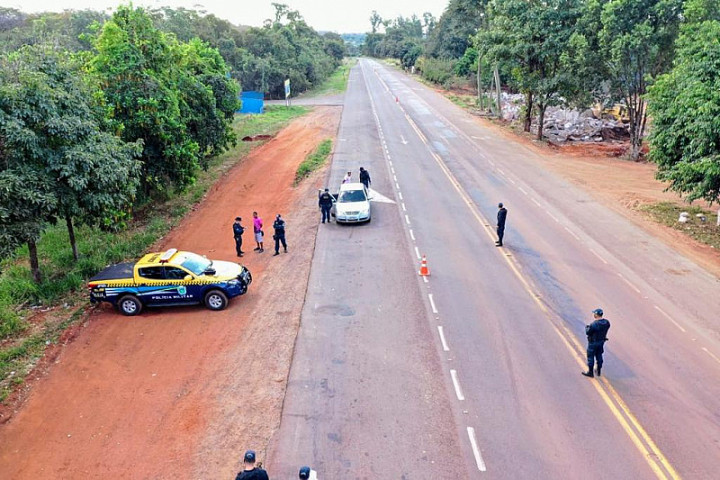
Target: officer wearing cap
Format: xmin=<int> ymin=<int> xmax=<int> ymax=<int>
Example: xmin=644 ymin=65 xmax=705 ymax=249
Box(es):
xmin=299 ymin=466 xmax=317 ymax=479
xmin=318 ymin=188 xmax=333 ymax=224
xmin=235 ymin=450 xmax=269 ymax=480
xmin=582 ymin=308 xmax=611 ymax=378
xmin=496 ymin=202 xmax=508 ymax=247
xmin=233 ymin=217 xmax=245 ymax=257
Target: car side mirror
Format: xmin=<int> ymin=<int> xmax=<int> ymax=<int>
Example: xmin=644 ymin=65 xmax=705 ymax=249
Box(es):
xmin=184 ymin=275 xmax=192 ymax=281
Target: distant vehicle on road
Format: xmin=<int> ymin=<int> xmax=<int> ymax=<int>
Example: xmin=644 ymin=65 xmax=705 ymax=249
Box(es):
xmin=88 ymin=248 xmax=252 ymax=316
xmin=332 ymin=182 xmax=372 ymax=223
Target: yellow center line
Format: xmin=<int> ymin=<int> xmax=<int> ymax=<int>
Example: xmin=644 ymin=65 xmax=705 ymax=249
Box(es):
xmin=374 ymin=65 xmax=681 ymax=480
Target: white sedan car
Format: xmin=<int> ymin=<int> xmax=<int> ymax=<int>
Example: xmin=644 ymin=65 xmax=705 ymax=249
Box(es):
xmin=332 ymin=182 xmax=372 ymax=223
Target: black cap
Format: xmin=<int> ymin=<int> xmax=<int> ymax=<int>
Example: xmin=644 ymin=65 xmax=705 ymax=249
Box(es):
xmin=324 ymin=188 xmax=329 ymax=192
xmin=244 ymin=450 xmax=256 ymax=463
xmin=299 ymin=466 xmax=311 ymax=479
xmin=592 ymin=308 xmax=603 ymax=316
xmin=498 ymin=202 xmax=503 ymax=208
xmin=235 ymin=216 xmax=241 ymax=221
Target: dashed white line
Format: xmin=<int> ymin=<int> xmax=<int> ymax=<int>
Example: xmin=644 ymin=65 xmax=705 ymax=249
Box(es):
xmin=589 ymin=248 xmax=608 ymax=264
xmin=531 ymin=198 xmax=542 ymax=207
xmin=518 ymin=187 xmax=528 ymax=195
xmin=388 ymin=160 xmax=393 ymax=166
xmin=653 ymin=305 xmax=686 ymax=333
xmin=391 ymin=167 xmax=395 ymax=174
xmin=396 ymin=182 xmax=400 ymax=189
xmin=393 ymin=175 xmax=398 ymax=182
xmin=437 ymin=326 xmax=450 ymax=351
xmin=414 ymin=246 xmax=421 ymax=259
xmin=497 ymin=168 xmax=506 ymax=176
xmin=428 ymin=293 xmax=438 ymax=313
xmin=450 ymin=369 xmax=465 ymax=400
xmin=701 ymin=347 xmax=720 ymax=365
xmin=401 ymin=202 xmax=407 ymax=212
xmin=508 ymin=178 xmax=516 ymax=185
xmin=467 ymin=427 xmax=487 ymax=472
xmin=545 ymin=211 xmax=559 ymax=223
xmin=409 ymin=229 xmax=415 ymax=241
xmin=564 ymin=226 xmax=580 ymax=240
xmin=488 ymin=160 xmax=496 ymax=166
xmin=405 ymin=214 xmax=411 ymax=225
xmin=616 ymin=273 xmax=641 ymax=294
xmin=398 ymin=191 xmax=403 ymax=200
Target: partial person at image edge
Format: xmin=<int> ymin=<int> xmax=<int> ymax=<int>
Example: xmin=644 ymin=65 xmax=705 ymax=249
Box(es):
xmin=235 ymin=450 xmax=269 ymax=480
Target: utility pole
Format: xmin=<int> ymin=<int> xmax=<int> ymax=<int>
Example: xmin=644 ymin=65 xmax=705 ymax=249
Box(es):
xmin=494 ymin=66 xmax=502 ymax=119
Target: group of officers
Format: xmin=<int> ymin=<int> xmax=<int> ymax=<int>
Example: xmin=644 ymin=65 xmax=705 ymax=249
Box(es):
xmin=233 ymin=212 xmax=287 ymax=257
xmin=234 ymin=450 xmax=317 ymax=480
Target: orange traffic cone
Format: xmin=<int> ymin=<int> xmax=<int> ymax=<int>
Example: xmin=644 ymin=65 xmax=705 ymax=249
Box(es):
xmin=419 ymin=255 xmax=430 ymax=276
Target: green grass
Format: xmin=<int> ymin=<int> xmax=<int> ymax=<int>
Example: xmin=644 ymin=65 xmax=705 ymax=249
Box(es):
xmin=640 ymin=202 xmax=720 ymax=249
xmin=0 ymin=105 xmax=310 ymax=403
xmin=304 ymin=58 xmax=357 ymax=96
xmin=294 ymin=139 xmax=333 ymax=186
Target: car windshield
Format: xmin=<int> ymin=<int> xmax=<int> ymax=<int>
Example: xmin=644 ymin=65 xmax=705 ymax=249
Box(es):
xmin=338 ymin=189 xmax=366 ymax=203
xmin=179 ymin=252 xmax=212 ymax=275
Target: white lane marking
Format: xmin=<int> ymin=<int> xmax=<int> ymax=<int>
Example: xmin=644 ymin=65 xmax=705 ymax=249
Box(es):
xmin=391 ymin=167 xmax=395 ymax=174
xmin=396 ymin=182 xmax=400 ymax=189
xmin=589 ymin=248 xmax=609 ymax=264
xmin=488 ymin=160 xmax=495 ymax=166
xmin=545 ymin=211 xmax=559 ymax=223
xmin=387 ymin=155 xmax=391 ymax=160
xmin=701 ymin=347 xmax=720 ymax=365
xmin=450 ymin=369 xmax=465 ymax=400
xmin=518 ymin=187 xmax=528 ymax=195
xmin=616 ymin=272 xmax=641 ymax=294
xmin=409 ymin=229 xmax=415 ymax=241
xmin=398 ymin=191 xmax=403 ymax=200
xmin=531 ymin=198 xmax=542 ymax=207
xmin=467 ymin=427 xmax=488 ymax=472
xmin=393 ymin=175 xmax=398 ymax=182
xmin=401 ymin=135 xmax=408 ymax=145
xmin=428 ymin=293 xmax=438 ymax=314
xmin=414 ymin=246 xmax=421 ymax=259
xmin=437 ymin=326 xmax=450 ymax=351
xmin=423 ymin=276 xmax=429 ymax=283
xmin=402 ymin=202 xmax=407 ymax=212
xmin=653 ymin=305 xmax=686 ymax=333
xmin=564 ymin=226 xmax=580 ymax=240
xmin=497 ymin=168 xmax=506 ymax=177
xmin=508 ymin=178 xmax=516 ymax=185
xmin=405 ymin=214 xmax=411 ymax=225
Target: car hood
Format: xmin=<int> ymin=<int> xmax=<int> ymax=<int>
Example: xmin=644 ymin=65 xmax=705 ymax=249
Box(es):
xmin=336 ymin=201 xmax=370 ymax=213
xmin=205 ymin=260 xmax=243 ymax=279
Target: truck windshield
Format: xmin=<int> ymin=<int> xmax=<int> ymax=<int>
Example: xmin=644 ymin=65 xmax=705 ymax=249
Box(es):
xmin=179 ymin=253 xmax=212 ymax=275
xmin=338 ymin=189 xmax=366 ymax=203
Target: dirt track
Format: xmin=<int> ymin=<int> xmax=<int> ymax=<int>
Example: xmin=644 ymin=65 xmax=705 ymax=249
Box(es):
xmin=0 ymin=107 xmax=341 ymax=479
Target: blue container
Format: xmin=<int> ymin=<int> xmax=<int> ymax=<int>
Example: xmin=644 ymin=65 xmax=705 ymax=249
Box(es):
xmin=239 ymin=91 xmax=264 ymax=114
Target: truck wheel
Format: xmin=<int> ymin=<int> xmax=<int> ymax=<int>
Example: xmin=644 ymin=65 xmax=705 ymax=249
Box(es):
xmin=204 ymin=290 xmax=228 ymax=311
xmin=118 ymin=295 xmax=142 ymax=316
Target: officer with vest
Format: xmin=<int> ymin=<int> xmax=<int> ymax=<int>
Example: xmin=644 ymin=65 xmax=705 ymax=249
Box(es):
xmin=318 ymin=188 xmax=333 ymax=224
xmin=582 ymin=308 xmax=611 ymax=378
xmin=272 ymin=214 xmax=287 ymax=256
xmin=233 ymin=217 xmax=245 ymax=257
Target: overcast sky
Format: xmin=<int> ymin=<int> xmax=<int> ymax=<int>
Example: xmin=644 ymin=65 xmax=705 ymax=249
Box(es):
xmin=6 ymin=0 xmax=448 ymax=33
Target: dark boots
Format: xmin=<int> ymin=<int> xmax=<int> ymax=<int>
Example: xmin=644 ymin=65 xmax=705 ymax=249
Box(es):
xmin=596 ymin=365 xmax=602 ymax=377
xmin=581 ymin=370 xmax=594 ymax=378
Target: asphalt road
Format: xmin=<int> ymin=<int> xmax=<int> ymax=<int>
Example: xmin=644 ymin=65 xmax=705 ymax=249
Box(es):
xmin=269 ymin=59 xmax=720 ymax=479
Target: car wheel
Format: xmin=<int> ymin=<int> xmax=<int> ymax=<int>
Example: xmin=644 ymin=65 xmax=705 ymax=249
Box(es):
xmin=204 ymin=290 xmax=228 ymax=311
xmin=118 ymin=295 xmax=142 ymax=316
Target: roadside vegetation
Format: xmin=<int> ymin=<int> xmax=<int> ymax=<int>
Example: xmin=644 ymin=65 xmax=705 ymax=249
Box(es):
xmin=0 ymin=105 xmax=309 ymax=403
xmin=304 ymin=58 xmax=357 ymax=96
xmin=294 ymin=139 xmax=333 ymax=186
xmin=640 ymin=203 xmax=720 ymax=250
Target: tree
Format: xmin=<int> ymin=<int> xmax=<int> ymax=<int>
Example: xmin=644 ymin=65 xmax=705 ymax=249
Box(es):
xmin=370 ymin=11 xmax=383 ymax=34
xmin=647 ymin=3 xmax=720 ymax=203
xmin=0 ymin=45 xmax=141 ymax=279
xmin=426 ymin=0 xmax=487 ymax=59
xmin=598 ymin=0 xmax=683 ymax=160
xmin=477 ymin=0 xmax=582 ymax=138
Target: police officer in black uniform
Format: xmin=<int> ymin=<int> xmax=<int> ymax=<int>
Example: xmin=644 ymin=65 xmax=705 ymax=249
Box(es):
xmin=272 ymin=214 xmax=287 ymax=256
xmin=496 ymin=203 xmax=507 ymax=246
xmin=359 ymin=167 xmax=371 ymax=189
xmin=582 ymin=308 xmax=611 ymax=378
xmin=318 ymin=188 xmax=333 ymax=224
xmin=233 ymin=216 xmax=245 ymax=257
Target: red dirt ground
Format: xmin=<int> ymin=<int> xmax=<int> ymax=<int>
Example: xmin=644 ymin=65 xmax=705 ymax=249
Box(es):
xmin=0 ymin=107 xmax=341 ymax=479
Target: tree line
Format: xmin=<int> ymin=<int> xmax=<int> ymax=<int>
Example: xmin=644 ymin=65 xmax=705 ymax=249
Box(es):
xmin=363 ymin=0 xmax=720 ymax=205
xmin=0 ymin=3 xmax=345 ymax=283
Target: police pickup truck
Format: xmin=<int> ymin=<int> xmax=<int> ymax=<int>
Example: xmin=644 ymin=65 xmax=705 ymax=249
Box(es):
xmin=88 ymin=249 xmax=252 ymax=316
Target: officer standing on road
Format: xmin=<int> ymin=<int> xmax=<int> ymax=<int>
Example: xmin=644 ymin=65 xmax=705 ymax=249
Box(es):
xmin=235 ymin=450 xmax=269 ymax=480
xmin=496 ymin=203 xmax=508 ymax=247
xmin=299 ymin=465 xmax=318 ymax=479
xmin=359 ymin=167 xmax=371 ymax=190
xmin=233 ymin=217 xmax=245 ymax=257
xmin=319 ymin=188 xmax=333 ymax=224
xmin=272 ymin=214 xmax=287 ymax=256
xmin=582 ymin=308 xmax=611 ymax=378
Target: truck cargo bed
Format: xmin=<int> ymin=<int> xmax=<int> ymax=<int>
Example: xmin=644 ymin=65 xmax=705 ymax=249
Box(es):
xmin=90 ymin=262 xmax=135 ymax=282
